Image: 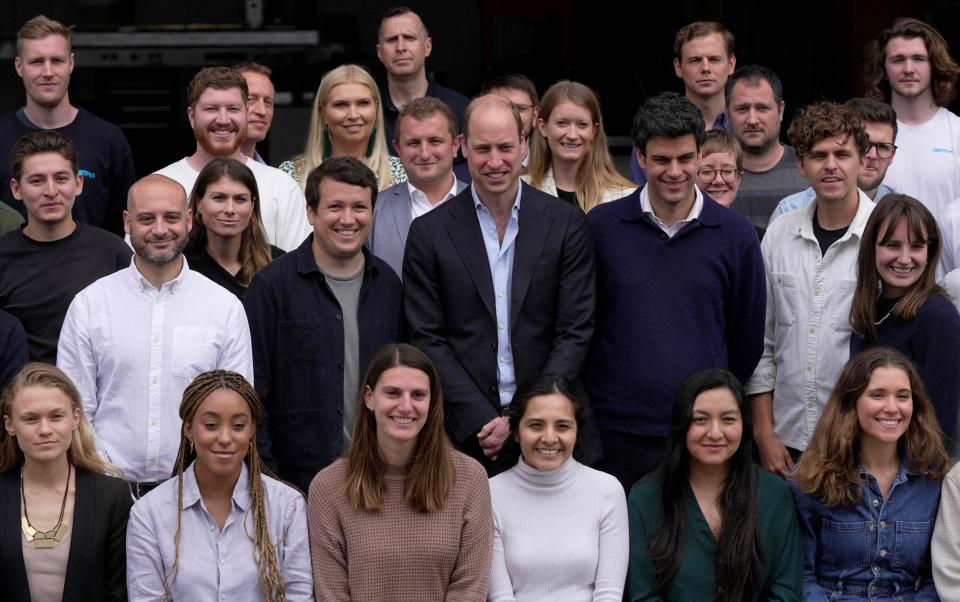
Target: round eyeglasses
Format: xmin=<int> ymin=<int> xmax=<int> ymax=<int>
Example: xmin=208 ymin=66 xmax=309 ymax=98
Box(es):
xmin=868 ymin=142 xmax=897 ymax=159
xmin=697 ymin=167 xmax=740 ymax=183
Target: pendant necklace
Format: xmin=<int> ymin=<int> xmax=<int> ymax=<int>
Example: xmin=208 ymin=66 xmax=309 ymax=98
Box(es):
xmin=20 ymin=462 xmax=71 ymax=549
xmin=875 ymin=301 xmax=899 ymax=326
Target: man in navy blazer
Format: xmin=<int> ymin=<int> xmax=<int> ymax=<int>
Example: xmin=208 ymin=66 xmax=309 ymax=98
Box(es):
xmin=370 ymin=97 xmax=466 ymax=278
xmin=404 ymin=95 xmax=596 ymax=473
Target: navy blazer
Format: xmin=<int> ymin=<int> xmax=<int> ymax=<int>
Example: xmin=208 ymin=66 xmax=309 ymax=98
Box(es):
xmin=0 ymin=466 xmax=132 ymax=602
xmin=403 ymin=183 xmax=599 ymax=459
xmin=370 ymin=178 xmax=468 ymax=279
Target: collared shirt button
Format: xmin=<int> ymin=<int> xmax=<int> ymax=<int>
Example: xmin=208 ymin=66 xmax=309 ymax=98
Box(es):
xmin=880 ymin=520 xmax=887 ymax=528
xmin=220 ymin=558 xmax=226 ymax=566
xmin=872 ymin=499 xmax=879 ymax=507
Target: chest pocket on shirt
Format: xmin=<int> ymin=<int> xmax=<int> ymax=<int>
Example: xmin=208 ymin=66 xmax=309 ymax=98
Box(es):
xmin=819 ymin=519 xmax=874 ymax=569
xmin=891 ymin=519 xmax=934 ymax=572
xmin=771 ymin=272 xmax=799 ymax=327
xmin=829 ymin=279 xmax=856 ymax=332
xmin=171 ymin=327 xmax=220 ymax=378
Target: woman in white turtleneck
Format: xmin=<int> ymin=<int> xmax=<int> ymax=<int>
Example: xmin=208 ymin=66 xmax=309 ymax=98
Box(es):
xmin=488 ymin=375 xmax=629 ymax=602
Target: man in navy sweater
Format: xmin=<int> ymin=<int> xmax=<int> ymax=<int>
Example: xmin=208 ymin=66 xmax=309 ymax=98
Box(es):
xmin=586 ymin=92 xmax=766 ymax=491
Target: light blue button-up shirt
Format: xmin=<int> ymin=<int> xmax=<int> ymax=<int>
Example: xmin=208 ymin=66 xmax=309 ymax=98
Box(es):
xmin=126 ymin=461 xmax=314 ymax=601
xmin=473 ymin=183 xmax=522 ymax=407
xmin=768 ymin=183 xmax=896 ymax=226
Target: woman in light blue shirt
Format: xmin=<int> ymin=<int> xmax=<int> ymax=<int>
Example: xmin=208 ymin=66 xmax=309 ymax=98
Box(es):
xmin=126 ymin=370 xmax=313 ymax=601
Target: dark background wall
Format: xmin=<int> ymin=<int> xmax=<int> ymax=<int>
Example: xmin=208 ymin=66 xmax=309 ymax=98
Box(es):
xmin=0 ymin=0 xmax=956 ymax=175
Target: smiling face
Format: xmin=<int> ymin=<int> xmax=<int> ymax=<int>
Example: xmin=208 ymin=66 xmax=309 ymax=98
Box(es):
xmin=125 ymin=177 xmax=192 ymax=266
xmin=242 ymin=71 xmax=275 ymax=144
xmin=307 ymin=176 xmax=372 ymax=269
xmin=4 ymin=385 xmax=79 ymax=466
xmin=875 ymin=217 xmax=928 ymax=298
xmin=185 ymin=388 xmax=254 ymax=482
xmin=198 ymin=175 xmax=254 ymax=240
xmin=488 ymin=87 xmax=538 ymax=140
xmin=697 ymin=151 xmax=741 ymax=207
xmin=538 ymin=100 xmax=597 ymax=168
xmin=637 ymin=134 xmax=700 ymax=212
xmin=321 ymin=83 xmax=377 ymax=152
xmin=377 ymin=12 xmax=432 ymax=78
xmin=856 ymin=366 xmax=912 ymax=448
xmin=728 ymin=79 xmax=784 ymax=155
xmin=365 ymin=366 xmax=431 ymax=453
xmin=188 ymin=87 xmax=247 ymax=158
xmin=797 ymin=134 xmax=864 ymax=206
xmin=884 ymin=36 xmax=932 ymax=101
xmin=394 ymin=112 xmax=459 ymax=190
xmin=685 ymin=386 xmax=743 ymax=472
xmin=463 ymin=102 xmax=526 ymax=202
xmin=674 ymin=33 xmax=736 ymax=100
xmin=10 ymin=151 xmax=81 ymax=227
xmin=516 ymin=392 xmax=577 ymax=471
xmin=15 ymin=35 xmax=73 ymax=109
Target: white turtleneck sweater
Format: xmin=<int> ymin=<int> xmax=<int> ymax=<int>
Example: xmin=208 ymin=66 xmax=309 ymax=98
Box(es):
xmin=487 ymin=456 xmax=629 ymax=601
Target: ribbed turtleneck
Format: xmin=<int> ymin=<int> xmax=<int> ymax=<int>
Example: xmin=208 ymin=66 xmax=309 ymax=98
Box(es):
xmin=512 ymin=455 xmax=578 ymax=488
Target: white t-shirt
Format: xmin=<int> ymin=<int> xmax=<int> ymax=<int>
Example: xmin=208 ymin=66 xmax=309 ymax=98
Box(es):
xmin=155 ymin=157 xmax=311 ymax=251
xmin=883 ymin=107 xmax=960 ymax=230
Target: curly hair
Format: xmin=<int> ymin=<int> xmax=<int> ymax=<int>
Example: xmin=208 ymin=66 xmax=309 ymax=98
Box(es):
xmin=864 ymin=17 xmax=960 ymax=107
xmin=631 ymin=92 xmax=706 ymax=155
xmin=787 ymin=101 xmax=870 ymax=159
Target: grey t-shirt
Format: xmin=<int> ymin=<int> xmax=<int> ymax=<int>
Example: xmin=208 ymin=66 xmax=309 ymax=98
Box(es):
xmin=322 ymin=263 xmax=364 ymax=446
xmin=733 ymin=144 xmax=809 ymax=228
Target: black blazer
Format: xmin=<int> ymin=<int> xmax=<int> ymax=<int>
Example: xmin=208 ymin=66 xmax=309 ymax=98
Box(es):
xmin=403 ymin=183 xmax=599 ymax=458
xmin=0 ymin=466 xmax=133 ymax=602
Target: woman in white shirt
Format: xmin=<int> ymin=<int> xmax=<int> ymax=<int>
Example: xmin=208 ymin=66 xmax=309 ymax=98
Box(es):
xmin=126 ymin=370 xmax=313 ymax=601
xmin=488 ymin=375 xmax=629 ymax=601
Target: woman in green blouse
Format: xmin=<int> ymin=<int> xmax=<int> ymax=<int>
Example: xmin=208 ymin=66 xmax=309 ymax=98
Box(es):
xmin=627 ymin=368 xmax=803 ymax=601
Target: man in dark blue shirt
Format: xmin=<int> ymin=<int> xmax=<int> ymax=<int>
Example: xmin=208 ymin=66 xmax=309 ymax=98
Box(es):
xmin=244 ymin=157 xmax=402 ymax=493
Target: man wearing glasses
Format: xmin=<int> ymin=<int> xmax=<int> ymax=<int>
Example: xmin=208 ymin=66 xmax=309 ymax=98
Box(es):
xmin=767 ymin=97 xmax=898 ymax=224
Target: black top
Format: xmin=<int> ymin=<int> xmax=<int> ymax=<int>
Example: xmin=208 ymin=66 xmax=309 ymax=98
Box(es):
xmin=812 ymin=210 xmax=849 ymax=256
xmin=378 ymin=78 xmax=470 ymax=156
xmin=555 ymin=187 xmax=579 ymax=207
xmin=185 ymin=242 xmax=284 ymax=300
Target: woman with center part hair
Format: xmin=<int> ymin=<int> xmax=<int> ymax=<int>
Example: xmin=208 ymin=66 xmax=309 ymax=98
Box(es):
xmin=488 ymin=375 xmax=628 ymax=601
xmin=628 ymin=368 xmax=802 ymax=601
xmin=849 ymin=194 xmax=960 ymax=448
xmin=184 ymin=157 xmax=284 ymax=300
xmin=790 ymin=347 xmax=948 ymax=600
xmin=0 ymin=363 xmax=132 ymax=602
xmin=279 ymin=64 xmax=406 ymax=190
xmin=523 ymin=80 xmax=635 ymax=212
xmin=308 ymin=343 xmax=492 ymax=602
xmin=125 ymin=370 xmax=313 ymax=601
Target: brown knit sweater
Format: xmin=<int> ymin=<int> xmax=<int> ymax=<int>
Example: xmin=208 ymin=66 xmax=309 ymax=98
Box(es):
xmin=307 ymin=450 xmax=492 ymax=601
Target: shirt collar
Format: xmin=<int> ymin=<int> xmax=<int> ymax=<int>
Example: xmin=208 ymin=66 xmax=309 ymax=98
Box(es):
xmin=182 ymin=460 xmax=251 ymax=512
xmin=471 ymin=180 xmax=523 ymax=215
xmin=639 ymin=184 xmax=703 ymax=224
xmin=294 ymin=237 xmax=379 ymax=279
xmin=128 ymin=254 xmax=190 ymax=293
xmin=797 ymin=188 xmax=876 ymax=243
xmin=407 ymin=175 xmax=458 ymax=205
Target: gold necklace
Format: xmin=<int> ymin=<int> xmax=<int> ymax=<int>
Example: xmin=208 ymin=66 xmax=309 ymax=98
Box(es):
xmin=20 ymin=463 xmax=71 ymax=549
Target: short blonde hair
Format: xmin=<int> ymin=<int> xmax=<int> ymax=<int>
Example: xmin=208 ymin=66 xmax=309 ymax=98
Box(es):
xmin=17 ymin=15 xmax=73 ymax=55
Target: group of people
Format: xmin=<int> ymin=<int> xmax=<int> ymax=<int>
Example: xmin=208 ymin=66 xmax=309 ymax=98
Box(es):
xmin=3 ymin=6 xmax=960 ymax=602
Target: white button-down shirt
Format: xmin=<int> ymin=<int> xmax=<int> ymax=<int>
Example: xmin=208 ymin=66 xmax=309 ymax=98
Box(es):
xmin=58 ymin=258 xmax=253 ymax=482
xmin=639 ymin=184 xmax=704 ymax=237
xmin=408 ymin=177 xmax=458 ymax=219
xmin=126 ymin=462 xmax=313 ymax=601
xmin=745 ymin=191 xmax=876 ymax=450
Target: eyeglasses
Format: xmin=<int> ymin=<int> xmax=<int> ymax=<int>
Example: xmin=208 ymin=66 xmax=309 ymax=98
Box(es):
xmin=868 ymin=142 xmax=897 ymax=159
xmin=697 ymin=167 xmax=740 ymax=183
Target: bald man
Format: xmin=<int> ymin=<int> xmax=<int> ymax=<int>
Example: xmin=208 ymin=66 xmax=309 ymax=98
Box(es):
xmin=403 ymin=95 xmax=598 ymax=474
xmin=58 ymin=174 xmax=253 ymax=497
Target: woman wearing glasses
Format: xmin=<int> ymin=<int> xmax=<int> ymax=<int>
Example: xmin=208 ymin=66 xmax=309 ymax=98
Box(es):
xmin=696 ymin=130 xmax=765 ymax=239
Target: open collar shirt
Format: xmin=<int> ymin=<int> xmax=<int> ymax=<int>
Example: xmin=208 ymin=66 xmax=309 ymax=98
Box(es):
xmin=57 ymin=257 xmax=253 ymax=482
xmin=639 ymin=184 xmax=704 ymax=238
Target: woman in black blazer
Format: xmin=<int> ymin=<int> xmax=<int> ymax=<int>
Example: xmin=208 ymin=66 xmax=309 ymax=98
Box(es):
xmin=0 ymin=363 xmax=132 ymax=601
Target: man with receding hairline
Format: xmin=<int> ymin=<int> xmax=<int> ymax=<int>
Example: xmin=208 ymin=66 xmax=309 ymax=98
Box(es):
xmin=58 ymin=173 xmax=253 ymax=498
xmin=404 ymin=94 xmax=597 ymax=474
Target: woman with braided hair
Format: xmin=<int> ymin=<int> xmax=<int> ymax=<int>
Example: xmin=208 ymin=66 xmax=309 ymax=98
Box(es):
xmin=125 ymin=370 xmax=313 ymax=601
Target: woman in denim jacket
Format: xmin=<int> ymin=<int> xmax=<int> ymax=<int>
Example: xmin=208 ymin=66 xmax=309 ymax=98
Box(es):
xmin=790 ymin=347 xmax=949 ymax=601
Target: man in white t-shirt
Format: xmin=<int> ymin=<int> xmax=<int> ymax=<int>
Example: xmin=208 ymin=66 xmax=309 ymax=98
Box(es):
xmin=865 ymin=17 xmax=960 ymax=236
xmin=155 ymin=67 xmax=309 ymax=251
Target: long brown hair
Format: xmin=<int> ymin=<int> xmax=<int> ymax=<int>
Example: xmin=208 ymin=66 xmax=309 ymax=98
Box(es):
xmin=344 ymin=343 xmax=453 ymax=513
xmin=849 ymin=194 xmax=943 ymax=340
xmin=164 ymin=370 xmax=286 ymax=601
xmin=0 ymin=362 xmax=120 ymax=477
xmin=527 ymin=80 xmax=634 ymax=212
xmin=187 ymin=157 xmax=273 ymax=287
xmin=793 ymin=347 xmax=948 ymax=508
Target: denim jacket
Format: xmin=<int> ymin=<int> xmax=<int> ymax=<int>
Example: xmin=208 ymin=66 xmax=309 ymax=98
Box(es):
xmin=789 ymin=461 xmax=941 ymax=601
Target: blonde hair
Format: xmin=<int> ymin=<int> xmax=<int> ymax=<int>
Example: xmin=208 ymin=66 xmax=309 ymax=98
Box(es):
xmin=528 ymin=80 xmax=634 ymax=212
xmin=299 ymin=65 xmax=393 ymax=191
xmin=164 ymin=370 xmax=287 ymax=601
xmin=17 ymin=15 xmax=73 ymax=55
xmin=0 ymin=363 xmax=121 ymax=477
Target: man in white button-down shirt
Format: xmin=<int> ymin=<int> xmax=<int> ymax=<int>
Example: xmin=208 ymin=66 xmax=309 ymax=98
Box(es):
xmin=58 ymin=174 xmax=254 ymax=496
xmin=747 ymin=102 xmax=876 ymax=476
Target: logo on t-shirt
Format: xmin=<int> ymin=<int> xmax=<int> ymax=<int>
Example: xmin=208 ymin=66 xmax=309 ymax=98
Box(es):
xmin=932 ymin=147 xmax=955 ymax=154
xmin=79 ymin=169 xmax=96 ymax=179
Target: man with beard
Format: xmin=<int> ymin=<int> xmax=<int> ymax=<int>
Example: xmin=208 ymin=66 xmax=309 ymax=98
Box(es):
xmin=58 ymin=174 xmax=253 ymax=498
xmin=726 ymin=65 xmax=808 ymax=228
xmin=156 ymin=67 xmax=309 ymax=251
xmin=0 ymin=15 xmax=135 ymax=236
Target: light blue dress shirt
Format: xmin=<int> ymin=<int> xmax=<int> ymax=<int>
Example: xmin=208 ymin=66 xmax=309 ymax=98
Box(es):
xmin=126 ymin=461 xmax=314 ymax=601
xmin=768 ymin=183 xmax=896 ymax=226
xmin=472 ymin=183 xmax=522 ymax=407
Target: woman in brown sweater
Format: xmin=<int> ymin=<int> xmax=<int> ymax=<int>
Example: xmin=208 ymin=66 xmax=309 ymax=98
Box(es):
xmin=307 ymin=343 xmax=493 ymax=601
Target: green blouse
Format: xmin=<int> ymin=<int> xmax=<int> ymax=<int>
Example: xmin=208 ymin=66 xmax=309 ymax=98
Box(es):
xmin=627 ymin=466 xmax=802 ymax=601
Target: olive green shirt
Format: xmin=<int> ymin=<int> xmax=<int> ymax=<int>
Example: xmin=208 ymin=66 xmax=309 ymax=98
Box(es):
xmin=0 ymin=203 xmax=23 ymax=237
